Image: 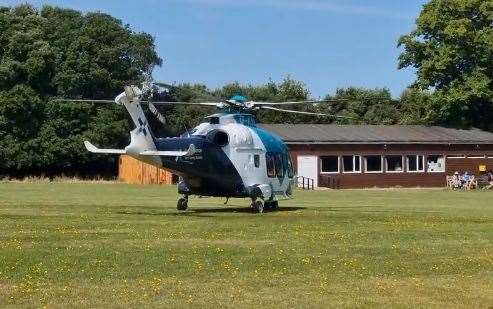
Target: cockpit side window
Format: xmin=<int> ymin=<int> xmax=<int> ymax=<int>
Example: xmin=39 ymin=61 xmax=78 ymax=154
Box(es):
xmin=276 ymin=153 xmax=284 ymax=177
xmin=266 ymin=153 xmax=276 ymax=178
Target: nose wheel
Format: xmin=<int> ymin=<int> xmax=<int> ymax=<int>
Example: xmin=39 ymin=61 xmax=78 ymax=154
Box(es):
xmin=177 ymin=196 xmax=188 ymax=211
xmin=250 ymin=199 xmax=264 ymax=213
xmin=251 ymin=199 xmax=280 ymax=213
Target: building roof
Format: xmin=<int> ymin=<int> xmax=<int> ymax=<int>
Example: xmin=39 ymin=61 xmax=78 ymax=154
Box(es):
xmin=258 ymin=124 xmax=493 ymax=144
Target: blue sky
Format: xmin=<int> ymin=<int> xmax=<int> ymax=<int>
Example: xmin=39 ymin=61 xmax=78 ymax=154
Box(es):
xmin=3 ymin=0 xmax=428 ymax=98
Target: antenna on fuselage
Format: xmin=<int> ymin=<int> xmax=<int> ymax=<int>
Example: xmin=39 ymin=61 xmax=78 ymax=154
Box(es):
xmin=183 ymin=124 xmax=191 ymax=138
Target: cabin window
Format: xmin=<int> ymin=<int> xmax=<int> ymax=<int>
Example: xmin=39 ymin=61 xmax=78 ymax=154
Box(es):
xmin=266 ymin=153 xmax=276 ymax=178
xmin=254 ymin=154 xmax=260 ymax=168
xmin=385 ymin=155 xmax=404 ymax=172
xmin=365 ymin=155 xmax=382 ymax=173
xmin=276 ymin=154 xmax=284 ymax=177
xmin=342 ymin=155 xmax=361 ymax=173
xmin=407 ymin=155 xmax=424 ymax=172
xmin=427 ymin=155 xmax=445 ymax=172
xmin=320 ymin=156 xmax=339 ymax=173
xmin=287 ymin=154 xmax=294 ymax=178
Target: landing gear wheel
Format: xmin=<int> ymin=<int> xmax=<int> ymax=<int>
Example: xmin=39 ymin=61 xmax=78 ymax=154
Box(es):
xmin=270 ymin=201 xmax=279 ymax=210
xmin=264 ymin=200 xmax=278 ymax=211
xmin=251 ymin=200 xmax=264 ymax=213
xmin=177 ymin=197 xmax=188 ymax=211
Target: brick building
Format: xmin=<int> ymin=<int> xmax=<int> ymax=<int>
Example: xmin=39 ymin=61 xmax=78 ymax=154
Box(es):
xmin=260 ymin=124 xmax=493 ymax=189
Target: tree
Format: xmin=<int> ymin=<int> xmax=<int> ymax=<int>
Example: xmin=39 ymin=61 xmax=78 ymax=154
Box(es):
xmin=322 ymin=87 xmax=400 ymax=125
xmin=398 ymin=0 xmax=493 ymax=130
xmin=0 ymin=5 xmax=161 ymax=176
xmin=0 ymin=85 xmax=45 ymax=171
xmin=398 ymin=88 xmax=435 ymax=125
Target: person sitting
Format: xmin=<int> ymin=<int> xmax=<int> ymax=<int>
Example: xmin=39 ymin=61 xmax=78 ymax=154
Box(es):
xmin=486 ymin=170 xmax=493 ymax=190
xmin=461 ymin=171 xmax=471 ymax=187
xmin=467 ymin=174 xmax=477 ymax=190
xmin=451 ymin=171 xmax=461 ymax=189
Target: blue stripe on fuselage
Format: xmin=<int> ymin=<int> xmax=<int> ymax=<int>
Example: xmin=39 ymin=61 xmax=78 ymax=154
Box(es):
xmin=249 ymin=126 xmax=287 ymax=154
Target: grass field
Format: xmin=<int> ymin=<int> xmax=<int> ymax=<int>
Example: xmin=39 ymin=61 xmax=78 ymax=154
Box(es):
xmin=0 ymin=182 xmax=492 ymax=308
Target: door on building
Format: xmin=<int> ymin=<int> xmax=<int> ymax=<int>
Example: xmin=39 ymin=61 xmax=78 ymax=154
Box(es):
xmin=297 ymin=156 xmax=318 ymax=187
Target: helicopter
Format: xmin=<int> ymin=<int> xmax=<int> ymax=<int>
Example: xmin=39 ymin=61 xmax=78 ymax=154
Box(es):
xmin=62 ymin=83 xmax=349 ymax=213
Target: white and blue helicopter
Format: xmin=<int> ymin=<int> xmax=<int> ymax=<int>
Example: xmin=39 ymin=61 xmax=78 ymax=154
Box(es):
xmin=64 ymin=84 xmax=347 ymax=213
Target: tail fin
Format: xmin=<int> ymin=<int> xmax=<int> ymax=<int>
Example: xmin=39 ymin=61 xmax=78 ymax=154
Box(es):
xmin=84 ymin=85 xmax=196 ymax=166
xmin=80 ymin=86 xmax=158 ymax=166
xmin=116 ymin=85 xmax=161 ymax=166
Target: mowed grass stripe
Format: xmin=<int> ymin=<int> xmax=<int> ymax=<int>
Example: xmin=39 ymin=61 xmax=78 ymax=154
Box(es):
xmin=0 ymin=183 xmax=492 ymax=308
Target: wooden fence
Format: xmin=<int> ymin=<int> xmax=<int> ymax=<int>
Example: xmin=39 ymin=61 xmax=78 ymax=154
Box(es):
xmin=118 ymin=155 xmax=176 ymax=185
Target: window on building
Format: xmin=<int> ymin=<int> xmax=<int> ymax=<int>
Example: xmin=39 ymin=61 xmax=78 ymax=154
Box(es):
xmin=320 ymin=156 xmax=339 ymax=173
xmin=407 ymin=155 xmax=424 ymax=172
xmin=365 ymin=155 xmax=382 ymax=173
xmin=276 ymin=153 xmax=284 ymax=177
xmin=342 ymin=155 xmax=361 ymax=173
xmin=427 ymin=155 xmax=445 ymax=172
xmin=254 ymin=154 xmax=260 ymax=168
xmin=266 ymin=153 xmax=276 ymax=177
xmin=385 ymin=155 xmax=403 ymax=172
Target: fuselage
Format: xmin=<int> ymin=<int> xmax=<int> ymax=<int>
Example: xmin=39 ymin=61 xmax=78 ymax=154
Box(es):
xmin=153 ymin=112 xmax=294 ymax=199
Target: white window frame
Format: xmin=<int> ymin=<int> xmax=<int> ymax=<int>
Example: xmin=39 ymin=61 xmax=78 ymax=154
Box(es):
xmin=364 ymin=155 xmax=383 ymax=173
xmin=320 ymin=156 xmax=340 ymax=174
xmin=406 ymin=155 xmax=424 ymax=173
xmin=385 ymin=155 xmax=404 ymax=173
xmin=342 ymin=155 xmax=362 ymax=173
xmin=488 ymin=155 xmax=493 ymax=159
xmin=467 ymin=155 xmax=486 ymax=159
xmin=447 ymin=154 xmax=465 ymax=159
xmin=427 ymin=154 xmax=446 ymax=173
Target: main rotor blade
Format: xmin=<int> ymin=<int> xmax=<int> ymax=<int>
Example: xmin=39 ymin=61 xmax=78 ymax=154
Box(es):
xmin=150 ymin=99 xmax=244 ymax=108
xmin=154 ymin=82 xmax=175 ymax=88
xmin=51 ymin=98 xmax=116 ymax=103
xmin=144 ymin=101 xmax=218 ymax=106
xmin=51 ymin=98 xmax=218 ymax=106
xmin=260 ymin=106 xmax=354 ymax=119
xmin=252 ymin=99 xmax=348 ymax=106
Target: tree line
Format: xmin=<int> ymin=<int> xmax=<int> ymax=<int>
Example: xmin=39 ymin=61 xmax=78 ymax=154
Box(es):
xmin=0 ymin=1 xmax=491 ymax=177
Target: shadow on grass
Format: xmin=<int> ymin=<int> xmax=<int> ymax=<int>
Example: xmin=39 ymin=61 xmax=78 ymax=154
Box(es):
xmin=117 ymin=206 xmax=305 ymax=217
xmin=189 ymin=206 xmax=305 ymax=214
